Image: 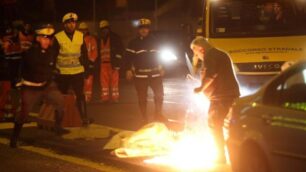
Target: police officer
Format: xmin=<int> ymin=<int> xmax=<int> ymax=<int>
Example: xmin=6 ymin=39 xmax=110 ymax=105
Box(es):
xmin=10 ymin=24 xmax=65 ymax=148
xmin=125 ymin=18 xmax=166 ymax=124
xmin=192 ymin=36 xmax=240 ymax=163
xmin=98 ymin=20 xmax=124 ymax=103
xmin=53 ymin=12 xmax=92 ymax=126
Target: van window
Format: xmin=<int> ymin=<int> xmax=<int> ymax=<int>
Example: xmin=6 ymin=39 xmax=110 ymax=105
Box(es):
xmin=210 ymin=0 xmax=306 ymax=38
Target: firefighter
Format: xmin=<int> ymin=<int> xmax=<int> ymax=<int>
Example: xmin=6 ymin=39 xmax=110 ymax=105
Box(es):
xmin=78 ymin=22 xmax=98 ymax=102
xmin=98 ymin=20 xmax=124 ymax=103
xmin=1 ymin=26 xmax=23 ymax=88
xmin=191 ymin=36 xmax=240 ymax=163
xmin=18 ymin=23 xmax=34 ymax=52
xmin=10 ymin=24 xmax=66 ymax=148
xmin=125 ymin=18 xmax=166 ymax=124
xmin=53 ymin=12 xmax=92 ymax=126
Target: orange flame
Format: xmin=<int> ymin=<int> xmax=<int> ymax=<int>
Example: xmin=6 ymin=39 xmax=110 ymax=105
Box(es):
xmin=144 ymin=93 xmax=223 ymax=170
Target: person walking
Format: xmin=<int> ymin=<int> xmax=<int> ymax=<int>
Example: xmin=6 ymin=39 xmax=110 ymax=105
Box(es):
xmin=10 ymin=24 xmax=66 ymax=148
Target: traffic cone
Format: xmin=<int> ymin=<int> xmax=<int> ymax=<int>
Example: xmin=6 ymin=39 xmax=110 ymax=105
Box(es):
xmin=61 ymin=94 xmax=82 ymax=127
xmin=0 ymin=81 xmax=11 ymax=121
xmin=38 ymin=94 xmax=82 ymax=129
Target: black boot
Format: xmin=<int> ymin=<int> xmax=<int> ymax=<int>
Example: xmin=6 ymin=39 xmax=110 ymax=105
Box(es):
xmin=54 ymin=111 xmax=68 ymax=135
xmin=154 ymin=98 xmax=167 ymax=123
xmin=10 ymin=123 xmax=23 ymax=148
xmin=77 ymin=96 xmax=92 ymax=127
xmin=139 ymin=101 xmax=148 ymax=124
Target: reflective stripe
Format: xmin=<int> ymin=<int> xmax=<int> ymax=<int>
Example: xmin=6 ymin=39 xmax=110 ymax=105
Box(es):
xmin=137 ymin=67 xmax=159 ymax=72
xmin=135 ymin=75 xmax=148 ymax=78
xmin=16 ymin=79 xmax=47 ymax=87
xmin=4 ymin=56 xmax=22 ymax=60
xmin=152 ymin=74 xmax=161 ymax=77
xmin=115 ymin=54 xmax=122 ymax=59
xmin=126 ymin=48 xmax=136 ymax=53
xmin=135 ymin=74 xmax=161 ymax=78
xmin=127 ymin=49 xmax=157 ymax=54
xmin=136 ymin=50 xmax=147 ymax=54
xmin=59 ymin=53 xmax=81 ymax=57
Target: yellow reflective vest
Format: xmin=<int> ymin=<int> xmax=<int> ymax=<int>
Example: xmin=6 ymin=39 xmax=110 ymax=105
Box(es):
xmin=55 ymin=30 xmax=84 ymax=75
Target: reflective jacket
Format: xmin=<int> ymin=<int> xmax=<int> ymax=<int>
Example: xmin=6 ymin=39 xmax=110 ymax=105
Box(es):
xmin=54 ymin=30 xmax=85 ymax=75
xmin=126 ymin=34 xmax=162 ymax=78
xmin=84 ymin=34 xmax=98 ymax=62
xmin=98 ymin=32 xmax=124 ymax=69
xmin=19 ymin=43 xmax=56 ymax=87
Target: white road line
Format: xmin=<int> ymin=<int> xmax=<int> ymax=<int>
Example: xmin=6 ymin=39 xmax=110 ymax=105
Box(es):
xmin=0 ymin=137 xmax=126 ymax=172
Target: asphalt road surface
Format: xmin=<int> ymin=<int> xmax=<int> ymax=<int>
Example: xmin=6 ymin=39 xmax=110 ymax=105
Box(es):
xmin=0 ymin=75 xmax=232 ymax=172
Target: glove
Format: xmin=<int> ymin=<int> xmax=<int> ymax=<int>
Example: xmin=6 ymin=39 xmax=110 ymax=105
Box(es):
xmin=126 ymin=70 xmax=133 ymax=81
xmin=194 ymin=86 xmax=203 ymax=93
xmin=52 ymin=68 xmax=60 ymax=75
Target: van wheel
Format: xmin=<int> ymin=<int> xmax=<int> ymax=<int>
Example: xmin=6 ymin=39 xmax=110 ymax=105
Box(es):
xmin=239 ymin=144 xmax=270 ymax=172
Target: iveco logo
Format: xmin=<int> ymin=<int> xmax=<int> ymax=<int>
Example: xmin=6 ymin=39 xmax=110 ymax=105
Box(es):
xmin=254 ymin=64 xmax=281 ymax=70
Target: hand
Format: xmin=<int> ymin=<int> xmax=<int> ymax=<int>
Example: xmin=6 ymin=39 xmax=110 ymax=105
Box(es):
xmin=126 ymin=70 xmax=133 ymax=81
xmin=160 ymin=69 xmax=165 ymax=77
xmin=52 ymin=68 xmax=60 ymax=75
xmin=194 ymin=87 xmax=202 ymax=93
xmin=112 ymin=67 xmax=120 ymax=70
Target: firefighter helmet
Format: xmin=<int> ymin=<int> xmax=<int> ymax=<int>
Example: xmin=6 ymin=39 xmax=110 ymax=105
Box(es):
xmin=35 ymin=24 xmax=55 ymax=36
xmin=62 ymin=12 xmax=78 ymax=23
xmin=138 ymin=18 xmax=151 ymax=27
xmin=99 ymin=20 xmax=109 ymax=28
xmin=79 ymin=22 xmax=88 ymax=30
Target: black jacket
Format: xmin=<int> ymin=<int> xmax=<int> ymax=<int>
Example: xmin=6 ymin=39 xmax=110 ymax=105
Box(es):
xmin=125 ymin=34 xmax=162 ymax=77
xmin=201 ymin=48 xmax=240 ymax=100
xmin=22 ymin=43 xmax=56 ymax=83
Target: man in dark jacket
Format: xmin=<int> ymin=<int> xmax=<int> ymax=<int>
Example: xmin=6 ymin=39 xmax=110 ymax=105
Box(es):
xmin=125 ymin=18 xmax=166 ymax=124
xmin=192 ymin=36 xmax=240 ymax=163
xmin=98 ymin=20 xmax=124 ymax=103
xmin=10 ymin=24 xmax=66 ymax=148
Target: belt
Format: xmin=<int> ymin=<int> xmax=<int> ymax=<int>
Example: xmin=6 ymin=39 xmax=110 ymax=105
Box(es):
xmin=135 ymin=73 xmax=161 ymax=78
xmin=137 ymin=67 xmax=159 ymax=73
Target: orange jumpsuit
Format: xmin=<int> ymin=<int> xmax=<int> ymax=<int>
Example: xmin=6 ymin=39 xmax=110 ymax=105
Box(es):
xmin=83 ymin=35 xmax=98 ymax=102
xmin=100 ymin=38 xmax=119 ymax=102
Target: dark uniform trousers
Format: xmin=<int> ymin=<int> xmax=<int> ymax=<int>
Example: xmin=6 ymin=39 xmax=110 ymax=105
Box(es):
xmin=134 ymin=76 xmax=164 ymax=122
xmin=11 ymin=81 xmax=64 ymax=147
xmin=56 ymin=73 xmax=87 ymax=121
xmin=16 ymin=81 xmax=64 ymax=124
xmin=208 ymin=98 xmax=235 ymax=162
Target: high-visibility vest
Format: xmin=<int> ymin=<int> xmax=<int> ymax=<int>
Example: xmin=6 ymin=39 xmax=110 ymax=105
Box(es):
xmin=84 ymin=35 xmax=98 ymax=62
xmin=100 ymin=38 xmax=111 ymax=63
xmin=55 ymin=31 xmax=84 ymax=75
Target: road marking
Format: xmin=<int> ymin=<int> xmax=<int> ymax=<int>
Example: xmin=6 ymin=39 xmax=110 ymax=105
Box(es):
xmin=0 ymin=121 xmax=126 ymax=133
xmin=0 ymin=137 xmax=127 ymax=172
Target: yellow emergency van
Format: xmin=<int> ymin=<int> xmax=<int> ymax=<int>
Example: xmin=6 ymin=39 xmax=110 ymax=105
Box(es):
xmin=203 ymin=0 xmax=306 ymax=88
